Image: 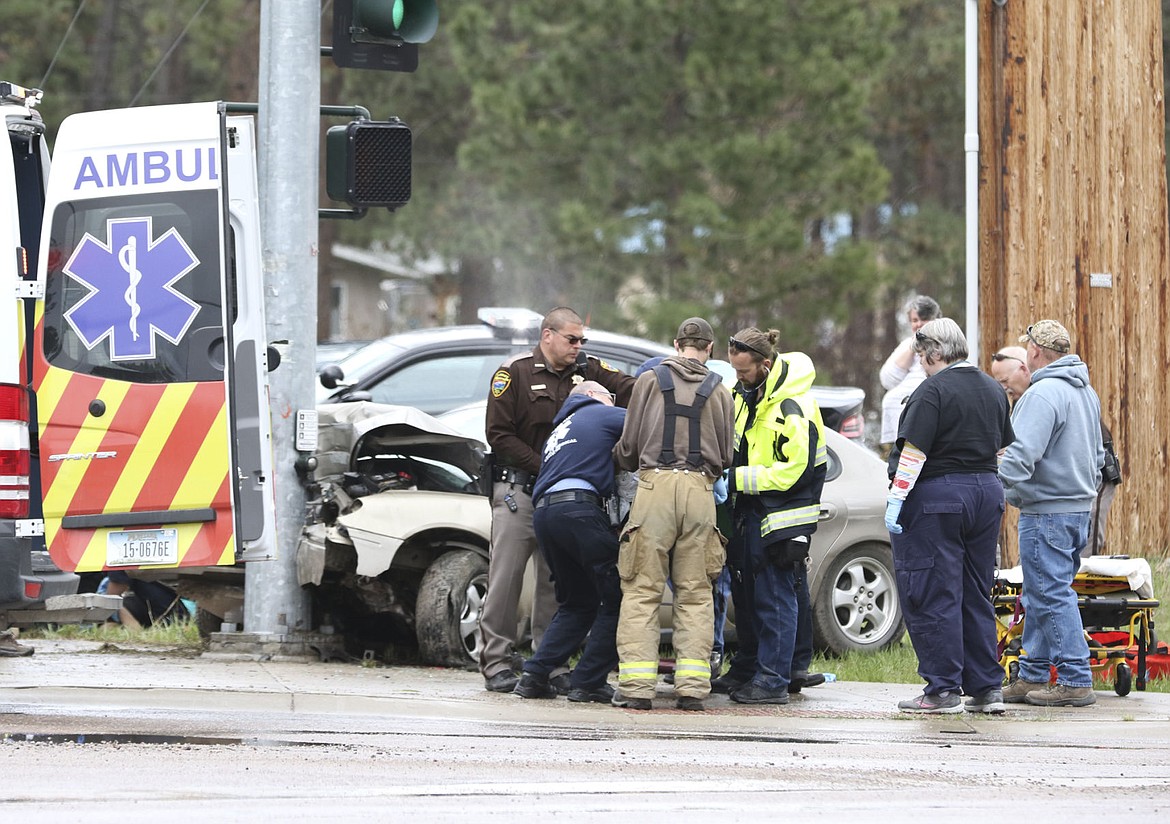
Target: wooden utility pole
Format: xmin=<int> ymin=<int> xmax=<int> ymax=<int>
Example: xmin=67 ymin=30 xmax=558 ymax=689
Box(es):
xmin=980 ymin=1 xmax=1170 ymax=560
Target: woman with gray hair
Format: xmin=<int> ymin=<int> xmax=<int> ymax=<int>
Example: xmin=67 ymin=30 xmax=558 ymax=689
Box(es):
xmin=878 ymin=295 xmax=941 ymax=457
xmin=884 ymin=317 xmax=1014 ymax=715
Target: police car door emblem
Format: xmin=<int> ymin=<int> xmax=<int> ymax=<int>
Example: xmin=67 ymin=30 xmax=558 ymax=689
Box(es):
xmin=63 ymin=216 xmax=201 ymax=361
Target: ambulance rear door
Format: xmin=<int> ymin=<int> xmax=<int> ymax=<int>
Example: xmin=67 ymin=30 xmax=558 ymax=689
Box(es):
xmin=33 ymin=102 xmax=275 ymax=573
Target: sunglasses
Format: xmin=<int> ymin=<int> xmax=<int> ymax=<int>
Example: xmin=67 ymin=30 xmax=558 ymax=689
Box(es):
xmin=991 ymin=353 xmax=1024 ymax=365
xmin=914 ymin=330 xmax=934 ymax=345
xmin=553 ymin=330 xmax=588 ymax=346
xmin=728 ymin=336 xmax=770 ymax=359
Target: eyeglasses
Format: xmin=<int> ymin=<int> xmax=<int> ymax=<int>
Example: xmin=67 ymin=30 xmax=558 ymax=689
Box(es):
xmin=588 ymin=389 xmax=616 ymax=402
xmin=991 ymin=353 xmax=1024 ymax=365
xmin=552 ymin=330 xmax=588 ymax=346
xmin=728 ymin=336 xmax=770 ymax=359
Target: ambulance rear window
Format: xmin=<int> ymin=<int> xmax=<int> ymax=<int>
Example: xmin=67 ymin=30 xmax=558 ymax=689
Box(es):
xmin=41 ymin=190 xmax=225 ymax=384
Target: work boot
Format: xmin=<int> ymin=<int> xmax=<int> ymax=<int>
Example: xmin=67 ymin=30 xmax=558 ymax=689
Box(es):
xmin=1001 ymin=678 xmax=1046 ymax=704
xmin=789 ymin=670 xmax=826 ymax=694
xmin=513 ymin=672 xmax=557 ymax=699
xmin=897 ymin=691 xmax=962 ymax=714
xmin=730 ymin=682 xmax=789 ymax=705
xmin=611 ymin=690 xmax=652 ymax=710
xmin=1025 ymin=683 xmax=1096 ymax=707
xmin=567 ymin=683 xmax=616 ymax=704
xmin=549 ymin=672 xmax=573 ymax=696
xmin=963 ymin=688 xmax=1006 ymax=714
xmin=675 ymin=696 xmax=705 ymax=711
xmin=710 ymin=672 xmax=749 ymax=695
xmin=0 ymin=631 xmax=33 ymax=658
xmin=484 ymin=670 xmax=520 ymax=693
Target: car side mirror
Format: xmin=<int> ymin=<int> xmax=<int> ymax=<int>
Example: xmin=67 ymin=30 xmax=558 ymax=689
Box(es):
xmin=319 ymin=363 xmax=344 ymax=389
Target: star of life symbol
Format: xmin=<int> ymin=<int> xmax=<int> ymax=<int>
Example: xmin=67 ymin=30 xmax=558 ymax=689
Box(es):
xmin=63 ymin=217 xmax=201 ymax=361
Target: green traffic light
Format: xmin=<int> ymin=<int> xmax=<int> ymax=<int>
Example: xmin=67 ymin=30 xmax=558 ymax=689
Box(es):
xmin=355 ymin=0 xmax=438 ymax=44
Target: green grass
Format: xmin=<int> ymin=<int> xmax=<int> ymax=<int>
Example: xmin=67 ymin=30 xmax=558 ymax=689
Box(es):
xmin=26 ymin=618 xmax=206 ymax=655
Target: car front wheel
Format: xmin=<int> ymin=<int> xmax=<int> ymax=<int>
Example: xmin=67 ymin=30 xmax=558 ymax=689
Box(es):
xmin=415 ymin=549 xmax=488 ymax=669
xmin=813 ymin=543 xmax=905 ymax=656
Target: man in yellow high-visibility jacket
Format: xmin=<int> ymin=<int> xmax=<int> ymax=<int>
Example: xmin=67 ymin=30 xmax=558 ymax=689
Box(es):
xmin=721 ymin=327 xmax=827 ymax=705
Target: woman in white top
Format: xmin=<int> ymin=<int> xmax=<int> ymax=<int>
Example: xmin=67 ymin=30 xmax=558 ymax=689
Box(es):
xmin=879 ymin=295 xmax=940 ymax=455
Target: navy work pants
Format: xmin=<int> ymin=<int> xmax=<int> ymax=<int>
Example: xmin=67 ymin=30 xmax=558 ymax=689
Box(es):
xmin=891 ymin=472 xmax=1005 ymax=697
xmin=526 ymin=500 xmax=621 ymax=690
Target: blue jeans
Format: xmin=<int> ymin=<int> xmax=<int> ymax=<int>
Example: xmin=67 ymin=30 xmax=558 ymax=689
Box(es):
xmin=527 ymin=501 xmax=622 ymax=690
xmin=727 ymin=510 xmax=798 ymax=691
xmin=1017 ymin=511 xmax=1092 ymax=687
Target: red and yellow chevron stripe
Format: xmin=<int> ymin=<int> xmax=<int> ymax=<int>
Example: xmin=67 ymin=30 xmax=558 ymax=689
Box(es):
xmin=34 ymin=335 xmax=236 ymax=573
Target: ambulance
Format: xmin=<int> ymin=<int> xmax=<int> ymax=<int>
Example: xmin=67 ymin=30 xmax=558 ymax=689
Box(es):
xmin=1 ymin=81 xmax=82 ymax=623
xmin=4 ymin=83 xmax=276 ymax=616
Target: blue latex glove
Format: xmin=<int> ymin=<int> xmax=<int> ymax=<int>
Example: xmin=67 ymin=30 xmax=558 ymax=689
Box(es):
xmin=884 ymin=498 xmax=904 ymax=534
xmin=713 ymin=474 xmax=729 ymax=505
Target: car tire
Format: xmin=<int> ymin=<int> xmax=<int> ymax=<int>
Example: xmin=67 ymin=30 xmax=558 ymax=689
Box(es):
xmin=415 ymin=549 xmax=488 ymax=669
xmin=813 ymin=542 xmax=904 ymax=656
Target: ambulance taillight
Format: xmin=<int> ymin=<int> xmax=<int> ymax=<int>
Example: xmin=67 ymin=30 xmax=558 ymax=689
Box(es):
xmin=0 ymin=384 xmax=31 ymax=519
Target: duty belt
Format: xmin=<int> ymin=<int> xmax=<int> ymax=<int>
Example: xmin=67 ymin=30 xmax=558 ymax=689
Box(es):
xmin=535 ymin=490 xmax=602 ymax=509
xmin=494 ymin=465 xmax=535 ymax=492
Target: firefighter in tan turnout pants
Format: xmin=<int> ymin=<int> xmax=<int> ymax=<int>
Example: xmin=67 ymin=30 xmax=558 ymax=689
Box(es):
xmin=611 ymin=318 xmax=735 ymax=711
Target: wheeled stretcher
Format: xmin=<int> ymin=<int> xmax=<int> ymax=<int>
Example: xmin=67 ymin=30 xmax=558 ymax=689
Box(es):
xmin=993 ymin=556 xmax=1159 ymax=695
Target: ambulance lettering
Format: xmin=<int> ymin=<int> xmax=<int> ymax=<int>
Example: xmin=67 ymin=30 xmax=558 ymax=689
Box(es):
xmin=62 ymin=216 xmax=201 ymax=361
xmin=73 ymin=147 xmax=218 ymax=190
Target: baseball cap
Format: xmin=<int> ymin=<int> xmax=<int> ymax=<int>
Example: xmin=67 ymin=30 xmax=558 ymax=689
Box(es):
xmin=1019 ymin=319 xmax=1071 ymax=353
xmin=676 ymin=317 xmax=714 ymax=344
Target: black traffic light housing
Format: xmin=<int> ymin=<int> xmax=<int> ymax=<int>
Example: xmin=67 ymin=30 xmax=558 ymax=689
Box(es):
xmin=326 ymin=119 xmax=412 ymax=210
xmin=331 ymin=0 xmax=439 ymax=72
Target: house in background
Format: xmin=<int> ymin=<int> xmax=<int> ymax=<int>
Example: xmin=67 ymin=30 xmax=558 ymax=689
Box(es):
xmin=323 ymin=243 xmax=453 ymax=342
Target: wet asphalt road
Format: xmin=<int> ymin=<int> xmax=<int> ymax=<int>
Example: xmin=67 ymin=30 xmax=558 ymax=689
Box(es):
xmin=1 ymin=640 xmax=1168 ymax=821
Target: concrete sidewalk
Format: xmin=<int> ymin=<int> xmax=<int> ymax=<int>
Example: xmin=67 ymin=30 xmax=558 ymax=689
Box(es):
xmin=2 ymin=639 xmax=1169 ymax=744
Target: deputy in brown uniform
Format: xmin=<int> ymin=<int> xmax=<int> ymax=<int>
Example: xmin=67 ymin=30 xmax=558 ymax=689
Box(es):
xmin=480 ymin=306 xmax=636 ymax=692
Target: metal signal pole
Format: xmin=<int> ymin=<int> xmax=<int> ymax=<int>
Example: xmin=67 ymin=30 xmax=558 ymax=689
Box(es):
xmin=244 ymin=0 xmax=319 ymax=635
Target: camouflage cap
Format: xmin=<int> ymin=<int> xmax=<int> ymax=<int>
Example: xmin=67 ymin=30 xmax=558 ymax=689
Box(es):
xmin=1020 ymin=319 xmax=1071 ymax=353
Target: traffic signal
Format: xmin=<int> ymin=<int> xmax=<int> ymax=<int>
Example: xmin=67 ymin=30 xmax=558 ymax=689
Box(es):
xmin=331 ymin=0 xmax=439 ymax=72
xmin=326 ymin=120 xmax=412 ymax=210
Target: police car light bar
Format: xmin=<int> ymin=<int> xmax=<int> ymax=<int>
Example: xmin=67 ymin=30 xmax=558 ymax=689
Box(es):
xmin=477 ymin=307 xmax=544 ymax=336
xmin=0 ymin=82 xmax=43 ymax=108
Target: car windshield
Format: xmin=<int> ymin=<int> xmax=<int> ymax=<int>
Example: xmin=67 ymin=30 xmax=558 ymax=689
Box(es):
xmin=331 ymin=338 xmax=407 ymax=383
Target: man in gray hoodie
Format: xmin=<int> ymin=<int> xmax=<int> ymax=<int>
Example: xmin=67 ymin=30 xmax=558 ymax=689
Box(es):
xmin=998 ymin=319 xmax=1105 ymax=708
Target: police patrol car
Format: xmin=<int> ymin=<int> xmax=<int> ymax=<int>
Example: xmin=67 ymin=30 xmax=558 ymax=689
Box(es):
xmin=4 ymin=83 xmax=277 ymax=620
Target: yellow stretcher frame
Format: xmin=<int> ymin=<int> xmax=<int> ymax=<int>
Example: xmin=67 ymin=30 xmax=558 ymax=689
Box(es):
xmin=993 ymin=568 xmax=1160 ymax=696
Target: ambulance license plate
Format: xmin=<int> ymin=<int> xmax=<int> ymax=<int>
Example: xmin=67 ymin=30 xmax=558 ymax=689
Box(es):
xmin=106 ymin=528 xmax=179 ymax=566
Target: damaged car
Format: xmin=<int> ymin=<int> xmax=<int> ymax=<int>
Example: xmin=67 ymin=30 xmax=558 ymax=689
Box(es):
xmin=298 ymin=402 xmax=495 ymax=668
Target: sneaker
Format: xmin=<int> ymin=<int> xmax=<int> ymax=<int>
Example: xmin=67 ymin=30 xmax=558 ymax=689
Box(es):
xmin=897 ymin=691 xmax=963 ymax=714
xmin=710 ymin=672 xmax=749 ymax=695
xmin=1025 ymin=683 xmax=1096 ymax=707
xmin=789 ymin=671 xmax=826 ymax=694
xmin=513 ymin=672 xmax=557 ymax=699
xmin=549 ymin=672 xmax=573 ymax=696
xmin=484 ymin=670 xmax=520 ymax=693
xmin=567 ymin=683 xmax=616 ymax=704
xmin=1001 ymin=678 xmax=1046 ymax=704
xmin=611 ymin=690 xmax=652 ymax=710
xmin=730 ymin=682 xmax=790 ymax=705
xmin=676 ymin=696 xmax=706 ymax=711
xmin=0 ymin=631 xmax=33 ymax=658
xmin=964 ymin=688 xmax=1006 ymax=714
